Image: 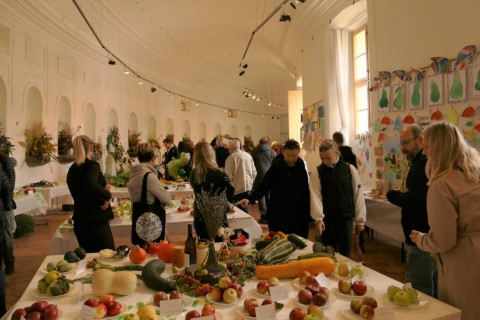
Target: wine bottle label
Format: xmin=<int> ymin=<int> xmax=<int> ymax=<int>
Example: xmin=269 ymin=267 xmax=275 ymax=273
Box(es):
xmin=184 ymin=253 xmax=190 ymax=267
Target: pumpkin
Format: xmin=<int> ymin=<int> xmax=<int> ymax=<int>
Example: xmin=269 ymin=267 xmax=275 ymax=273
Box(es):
xmin=91 ymin=269 xmax=137 ymax=296
xmin=156 ymin=241 xmax=175 ymax=262
xmin=129 ymin=246 xmax=147 ymax=264
xmin=254 ymin=256 xmax=336 ymax=279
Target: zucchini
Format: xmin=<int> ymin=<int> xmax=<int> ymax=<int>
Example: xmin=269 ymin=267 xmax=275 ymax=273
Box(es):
xmin=287 ymin=234 xmax=307 ymax=249
xmin=257 ymin=238 xmax=294 ymax=265
xmin=297 ymin=252 xmax=337 ymax=262
xmin=141 ymin=259 xmax=177 ymax=292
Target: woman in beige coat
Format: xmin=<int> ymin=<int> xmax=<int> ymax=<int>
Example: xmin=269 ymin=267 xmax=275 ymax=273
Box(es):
xmin=410 ymin=122 xmax=480 ymax=320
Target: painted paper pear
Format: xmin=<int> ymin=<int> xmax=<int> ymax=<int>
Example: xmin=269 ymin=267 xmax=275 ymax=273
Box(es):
xmin=475 ymin=70 xmax=480 ymax=91
xmin=393 ymin=86 xmax=404 ymax=110
xmin=430 ymin=81 xmax=441 ymax=103
xmin=411 ymin=80 xmax=422 ymax=108
xmin=379 ymin=88 xmax=389 ymax=109
xmin=449 ymin=72 xmax=464 ymax=100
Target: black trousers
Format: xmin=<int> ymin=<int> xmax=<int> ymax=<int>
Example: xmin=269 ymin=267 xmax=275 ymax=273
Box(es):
xmin=74 ymin=219 xmax=115 ymax=253
xmin=322 ymin=218 xmax=353 ymax=258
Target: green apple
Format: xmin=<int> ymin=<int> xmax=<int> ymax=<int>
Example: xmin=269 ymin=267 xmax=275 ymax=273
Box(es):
xmin=303 ymin=314 xmax=322 ymax=320
xmin=268 ymin=277 xmax=280 ymax=286
xmin=172 ymin=266 xmax=180 ymax=274
xmin=387 ymin=285 xmax=401 ymax=301
xmin=337 ymin=262 xmax=350 ymax=276
xmin=394 ymin=290 xmax=411 ymax=307
xmin=44 ymin=271 xmax=61 ymax=285
xmin=46 ymin=262 xmax=57 ymax=272
xmin=307 ymin=305 xmax=324 ymax=319
xmin=405 ymin=288 xmax=419 ymax=303
xmin=350 ymin=265 xmax=366 ymax=279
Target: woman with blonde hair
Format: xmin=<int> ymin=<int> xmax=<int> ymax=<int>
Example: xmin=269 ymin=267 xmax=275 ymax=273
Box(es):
xmin=67 ymin=135 xmax=115 ymax=252
xmin=189 ymin=141 xmax=234 ymax=239
xmin=410 ymin=122 xmax=480 ymax=320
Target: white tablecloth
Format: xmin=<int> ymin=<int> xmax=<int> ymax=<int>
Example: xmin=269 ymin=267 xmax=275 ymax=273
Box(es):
xmin=35 ymin=184 xmax=71 ymax=210
xmin=111 ymin=186 xmax=194 ymax=199
xmin=12 ymin=193 xmax=49 ymax=216
xmin=365 ymin=197 xmax=405 ymax=243
xmin=49 ymin=204 xmax=262 ymax=254
xmin=8 ymin=241 xmax=461 ymax=320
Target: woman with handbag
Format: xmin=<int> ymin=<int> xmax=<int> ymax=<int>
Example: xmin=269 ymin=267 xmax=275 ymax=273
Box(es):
xmin=67 ymin=135 xmax=115 ymax=252
xmin=128 ymin=143 xmax=172 ymax=246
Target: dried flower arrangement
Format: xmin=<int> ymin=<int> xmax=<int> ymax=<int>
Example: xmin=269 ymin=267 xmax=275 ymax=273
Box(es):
xmin=147 ymin=135 xmax=161 ymax=151
xmin=57 ymin=123 xmax=75 ymax=164
xmin=127 ymin=131 xmax=141 ymax=158
xmin=244 ymin=136 xmax=254 ymax=153
xmin=19 ymin=122 xmax=57 ymax=167
xmin=106 ymin=125 xmax=126 ymax=174
xmin=91 ymin=142 xmax=103 ymax=161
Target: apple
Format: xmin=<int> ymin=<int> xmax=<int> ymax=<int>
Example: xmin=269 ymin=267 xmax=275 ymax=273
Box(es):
xmin=256 ymin=280 xmax=270 ymax=295
xmin=262 ymin=298 xmax=274 ymax=306
xmin=289 ymin=307 xmax=307 ymax=320
xmin=360 ymin=304 xmax=375 ymax=319
xmin=394 ymin=290 xmax=411 ymax=307
xmin=185 ymin=310 xmax=201 ymax=320
xmin=405 ymin=288 xmax=419 ymax=304
xmin=305 ymin=274 xmax=318 ymax=286
xmin=123 ymin=313 xmax=140 ymax=320
xmin=26 ymin=311 xmax=42 ymax=320
xmin=303 ymin=314 xmax=322 ymax=320
xmin=243 ymin=298 xmax=257 ymax=310
xmin=387 ymin=285 xmax=401 ymax=301
xmin=318 ymin=286 xmax=329 ymax=299
xmin=223 ymin=288 xmax=238 ymax=303
xmin=312 ymin=292 xmax=327 ymax=307
xmin=350 ymin=298 xmax=363 ymax=314
xmin=337 ymin=261 xmax=350 ymax=276
xmin=218 ymin=276 xmax=233 ymax=289
xmin=106 ymin=301 xmax=122 ymax=317
xmin=201 ymin=303 xmax=216 ymax=316
xmin=338 ymin=279 xmax=352 ymax=294
xmin=11 ymin=308 xmax=28 ymax=320
xmin=209 ymin=287 xmax=224 ymax=302
xmin=153 ymin=292 xmax=169 ymax=306
xmin=84 ymin=299 xmax=100 ymax=308
xmin=350 ymin=265 xmax=366 ymax=279
xmin=351 ymin=280 xmax=367 ymax=296
xmin=268 ymin=277 xmax=280 ymax=286
xmin=362 ymin=296 xmax=378 ymax=308
xmin=94 ymin=304 xmax=108 ymax=319
xmin=298 ymin=270 xmax=311 ymax=284
xmin=246 ymin=299 xmax=260 ymax=317
xmin=30 ymin=301 xmax=49 ymax=314
xmin=44 ymin=305 xmax=59 ymax=320
xmin=229 ymin=282 xmax=244 ymax=298
xmin=218 ymin=262 xmax=227 ymax=270
xmin=305 ymin=284 xmax=320 ymax=295
xmin=297 ymin=288 xmax=313 ymax=304
xmin=307 ymin=305 xmax=324 ymax=318
xmin=169 ymin=290 xmax=183 ymax=300
xmin=99 ymin=294 xmax=115 ymax=305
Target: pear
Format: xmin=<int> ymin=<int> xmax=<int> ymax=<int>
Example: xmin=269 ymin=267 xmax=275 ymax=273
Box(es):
xmin=44 ymin=270 xmax=61 ymax=285
xmin=37 ymin=278 xmax=49 ymax=294
xmin=387 ymin=285 xmax=401 ymax=301
xmin=46 ymin=262 xmax=57 ymax=272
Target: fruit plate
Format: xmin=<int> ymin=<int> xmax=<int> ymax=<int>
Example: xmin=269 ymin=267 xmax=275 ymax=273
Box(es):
xmin=291 ymin=278 xmax=305 ymax=290
xmin=247 ymin=288 xmax=271 ymax=299
xmin=31 ymin=283 xmax=77 ymax=299
xmin=233 ymin=304 xmax=282 ymax=320
xmin=40 ymin=265 xmax=77 ymax=275
xmin=102 ymin=304 xmax=128 ymax=320
xmin=333 ymin=269 xmax=369 ymax=280
xmin=340 ymin=309 xmax=367 ymax=320
xmin=176 ymin=310 xmax=223 ymax=320
xmin=152 ymin=295 xmax=195 ymax=311
xmin=382 ymin=293 xmax=428 ymax=309
xmin=206 ymin=292 xmax=242 ymax=306
xmin=293 ymin=295 xmax=334 ymax=310
xmin=333 ymin=285 xmax=375 ymax=299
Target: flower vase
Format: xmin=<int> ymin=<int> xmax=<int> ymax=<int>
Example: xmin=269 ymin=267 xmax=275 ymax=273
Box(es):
xmin=205 ymin=240 xmax=221 ymax=274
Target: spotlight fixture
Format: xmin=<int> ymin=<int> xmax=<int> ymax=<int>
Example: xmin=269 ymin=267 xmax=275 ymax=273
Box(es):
xmin=267 ymin=101 xmax=272 ymax=106
xmin=151 ymin=85 xmax=157 ymax=93
xmin=290 ymin=2 xmax=296 ymax=9
xmin=298 ymin=0 xmax=306 ymax=2
xmin=239 ymin=70 xmax=245 ymax=76
xmin=242 ymin=63 xmax=248 ymax=69
xmin=138 ymin=78 xmax=143 ymax=85
xmin=251 ymin=94 xmax=256 ymax=99
xmin=123 ymin=67 xmax=130 ymax=74
xmin=279 ymin=14 xmax=291 ymax=22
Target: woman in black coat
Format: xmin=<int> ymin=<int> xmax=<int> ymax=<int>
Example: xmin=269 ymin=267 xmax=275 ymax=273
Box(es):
xmin=237 ymin=140 xmax=311 ymax=238
xmin=67 ymin=135 xmax=115 ymax=252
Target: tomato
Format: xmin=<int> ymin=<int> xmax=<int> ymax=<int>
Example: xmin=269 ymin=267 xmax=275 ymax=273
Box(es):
xmin=144 ymin=242 xmax=159 ymax=254
xmin=129 ymin=246 xmax=147 ymax=264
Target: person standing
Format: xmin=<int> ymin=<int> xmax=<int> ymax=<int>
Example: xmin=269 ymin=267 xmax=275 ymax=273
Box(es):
xmin=410 ymin=122 xmax=480 ymax=320
xmin=214 ymin=137 xmax=230 ymax=168
xmin=0 ymin=152 xmax=14 ymax=275
xmin=309 ymin=139 xmax=366 ymax=258
xmin=250 ymin=137 xmax=276 ymax=224
xmin=0 ymin=208 xmax=6 ymax=317
xmin=128 ymin=143 xmax=172 ymax=246
xmin=162 ymin=137 xmax=179 ymax=181
xmin=67 ymin=135 xmax=115 ymax=252
xmin=386 ymin=125 xmax=437 ymax=297
xmin=237 ymin=140 xmax=311 ymax=238
xmin=225 ymin=138 xmax=257 ymax=209
xmin=333 ymin=131 xmax=358 ymax=169
xmin=189 ymin=142 xmax=234 ymax=240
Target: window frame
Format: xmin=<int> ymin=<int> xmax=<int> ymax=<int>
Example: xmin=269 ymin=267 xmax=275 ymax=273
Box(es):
xmin=352 ymin=25 xmax=370 ymax=135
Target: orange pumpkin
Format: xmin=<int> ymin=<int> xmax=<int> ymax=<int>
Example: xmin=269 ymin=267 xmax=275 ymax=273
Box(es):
xmin=129 ymin=246 xmax=147 ymax=264
xmin=156 ymin=241 xmax=176 ymax=262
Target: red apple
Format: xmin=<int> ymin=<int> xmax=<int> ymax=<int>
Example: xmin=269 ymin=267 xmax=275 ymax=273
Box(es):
xmin=243 ymin=298 xmax=257 ymax=311
xmin=305 ymin=284 xmax=320 ymax=295
xmin=289 ymin=307 xmax=307 ymax=320
xmin=30 ymin=301 xmax=49 ymax=314
xmin=262 ymin=298 xmax=274 ymax=306
xmin=218 ymin=276 xmax=233 ymax=289
xmin=153 ymin=292 xmax=169 ymax=306
xmin=229 ymin=283 xmax=243 ymax=298
xmin=298 ymin=270 xmax=311 ymax=284
xmin=318 ymin=286 xmax=330 ymax=300
xmin=209 ymin=287 xmax=223 ymax=302
xmin=94 ymin=304 xmax=108 ymax=319
xmin=185 ymin=310 xmax=201 ymax=320
xmin=297 ymin=288 xmax=313 ymax=304
xmin=352 ymin=280 xmax=367 ymax=296
xmin=350 ymin=298 xmax=363 ymax=314
xmin=362 ymin=296 xmax=378 ymax=308
xmin=338 ymin=279 xmax=352 ymax=294
xmin=26 ymin=311 xmax=42 ymax=320
xmin=169 ymin=290 xmax=182 ymax=300
xmin=246 ymin=300 xmax=260 ymax=317
xmin=84 ymin=299 xmax=100 ymax=308
xmin=305 ymin=275 xmax=317 ymax=286
xmin=360 ymin=304 xmax=375 ymax=319
xmin=256 ymin=280 xmax=270 ymax=295
xmin=307 ymin=305 xmax=324 ymax=317
xmin=106 ymin=301 xmax=123 ymax=317
xmin=11 ymin=308 xmax=28 ymax=320
xmin=201 ymin=303 xmax=216 ymax=316
xmin=98 ymin=294 xmax=115 ymax=305
xmin=44 ymin=305 xmax=59 ymax=320
xmin=312 ymin=292 xmax=328 ymax=307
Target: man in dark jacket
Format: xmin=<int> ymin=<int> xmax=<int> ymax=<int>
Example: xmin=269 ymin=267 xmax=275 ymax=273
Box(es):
xmin=333 ymin=131 xmax=358 ymax=168
xmin=386 ymin=125 xmax=437 ymax=298
xmin=0 ymin=152 xmax=15 ymax=275
xmin=250 ymin=137 xmax=276 ymax=224
xmin=162 ymin=138 xmax=179 ymax=180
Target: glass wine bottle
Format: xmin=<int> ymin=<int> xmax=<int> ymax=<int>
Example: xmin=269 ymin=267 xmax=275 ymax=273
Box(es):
xmin=184 ymin=223 xmax=196 ymax=266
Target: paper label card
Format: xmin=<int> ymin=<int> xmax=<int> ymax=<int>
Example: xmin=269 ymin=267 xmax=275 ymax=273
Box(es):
xmin=79 ymin=305 xmax=96 ymax=320
xmin=77 ymin=259 xmax=87 ymax=274
xmin=402 ymin=282 xmax=412 ymax=290
xmin=28 ymin=190 xmax=34 ymax=195
xmin=255 ymin=303 xmax=276 ymax=320
xmin=269 ymin=284 xmax=289 ymax=301
xmin=160 ymin=299 xmax=183 ymax=316
xmin=351 ymin=275 xmax=360 ymax=283
xmin=374 ymin=305 xmax=395 ymax=320
xmin=315 ymin=273 xmax=330 ymax=287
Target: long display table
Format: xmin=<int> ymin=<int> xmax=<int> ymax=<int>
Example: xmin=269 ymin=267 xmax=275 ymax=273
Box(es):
xmin=6 ymin=241 xmax=461 ymax=320
xmin=365 ymin=197 xmax=404 ymax=244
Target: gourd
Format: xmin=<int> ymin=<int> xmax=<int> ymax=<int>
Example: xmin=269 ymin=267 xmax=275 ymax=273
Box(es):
xmin=287 ymin=234 xmax=307 ymax=249
xmin=257 ymin=238 xmax=294 ymax=265
xmin=254 ymin=256 xmax=336 ymax=279
xmin=142 ymin=259 xmax=177 ymax=292
xmin=91 ymin=269 xmax=137 ymax=296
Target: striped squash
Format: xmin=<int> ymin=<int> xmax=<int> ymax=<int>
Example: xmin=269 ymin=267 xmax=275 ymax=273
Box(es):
xmin=256 ymin=238 xmax=294 ymax=265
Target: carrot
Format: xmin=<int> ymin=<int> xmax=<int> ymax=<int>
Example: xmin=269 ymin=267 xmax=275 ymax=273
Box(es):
xmin=254 ymin=256 xmax=336 ymax=279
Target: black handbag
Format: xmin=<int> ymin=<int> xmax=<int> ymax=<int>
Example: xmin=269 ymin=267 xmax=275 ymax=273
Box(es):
xmin=131 ymin=172 xmax=166 ymax=246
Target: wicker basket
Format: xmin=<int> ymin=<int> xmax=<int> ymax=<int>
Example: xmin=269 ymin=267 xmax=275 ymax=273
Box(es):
xmin=25 ymin=155 xmax=50 ymax=167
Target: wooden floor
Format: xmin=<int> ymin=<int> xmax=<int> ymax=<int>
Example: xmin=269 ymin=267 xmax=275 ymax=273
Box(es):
xmin=5 ymin=207 xmax=405 ymax=310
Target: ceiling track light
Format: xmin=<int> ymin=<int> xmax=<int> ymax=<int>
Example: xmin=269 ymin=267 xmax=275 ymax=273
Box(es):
xmin=124 ymin=67 xmax=130 ymax=74
xmin=151 ymin=85 xmax=157 ymax=93
xmin=239 ymin=70 xmax=245 ymax=76
xmin=242 ymin=63 xmax=248 ymax=69
xmin=290 ymin=2 xmax=296 ymax=9
xmin=279 ymin=14 xmax=291 ymax=22
xmin=138 ymin=78 xmax=143 ymax=85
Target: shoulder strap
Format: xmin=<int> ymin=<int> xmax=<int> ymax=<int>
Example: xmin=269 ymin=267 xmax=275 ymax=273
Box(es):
xmin=140 ymin=172 xmax=151 ymax=209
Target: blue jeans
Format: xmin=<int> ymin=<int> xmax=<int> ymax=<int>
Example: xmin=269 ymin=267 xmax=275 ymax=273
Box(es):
xmin=405 ymin=243 xmax=438 ymax=298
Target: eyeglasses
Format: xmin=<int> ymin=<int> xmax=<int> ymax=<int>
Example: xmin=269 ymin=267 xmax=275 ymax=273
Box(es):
xmin=400 ymin=137 xmax=417 ymax=146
